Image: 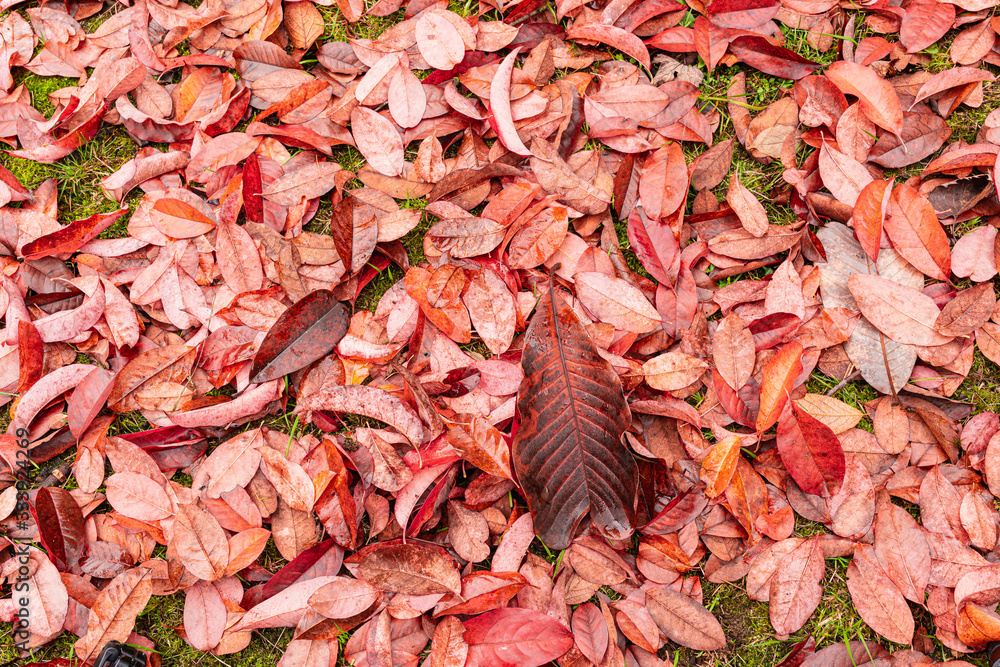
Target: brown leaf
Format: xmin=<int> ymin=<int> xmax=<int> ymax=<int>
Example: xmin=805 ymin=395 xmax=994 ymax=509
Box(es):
xmin=571 ymin=603 xmax=609 ymax=663
xmin=284 ymin=1 xmax=323 ymax=50
xmin=952 ymin=225 xmax=998 ymax=282
xmin=461 ymin=269 xmax=517 ymax=355
xmin=777 ymin=402 xmax=846 ymax=497
xmin=75 ymin=569 xmax=152 ymax=662
xmin=700 ymin=436 xmax=741 ymax=498
xmin=388 ymin=66 xmax=427 ymax=129
xmin=262 ymin=162 xmax=343 ymax=206
xmin=824 ymin=61 xmax=903 ymax=135
xmin=193 ymin=428 xmax=264 ymax=499
xmin=566 ymin=23 xmax=651 ymax=70
xmin=511 ymin=279 xmax=637 ymax=550
xmin=184 ymin=581 xmax=227 ymax=651
xmin=575 ymin=271 xmax=661 ymax=334
xmin=828 ymin=456 xmax=875 ymax=538
xmin=299 ymin=384 xmax=428 ymax=444
xmin=430 ymin=616 xmax=469 ymax=667
xmin=793 ymin=394 xmax=863 ymax=434
xmin=727 ymin=172 xmax=768 ymax=237
xmin=108 ymin=344 xmax=198 ymax=413
xmin=491 ymin=48 xmax=531 ymax=157
xmin=416 ymin=12 xmax=467 ymax=70
xmin=307 ymin=577 xmax=382 ymax=619
xmin=690 ymin=138 xmax=735 ymax=191
xmin=646 ymin=587 xmax=726 ymax=650
xmin=960 ymin=491 xmax=998 ymax=552
xmin=171 ymin=503 xmax=229 ymax=581
xmin=756 ymin=341 xmax=804 ymax=434
xmin=851 ymin=180 xmax=891 ymax=265
xmin=848 ymin=273 xmax=951 ymax=346
xmin=447 ymin=501 xmax=491 ymax=563
xmin=847 ymin=544 xmax=914 ymax=644
xmin=642 ymin=351 xmax=708 ymax=391
xmin=251 ymin=290 xmax=349 ymax=384
xmin=816 ymin=222 xmax=920 ymax=394
xmin=426 ymin=217 xmax=506 ymax=258
xmin=708 ymin=225 xmax=801 ymax=260
xmin=105 ymin=471 xmax=174 ymax=522
xmin=353 ymin=542 xmax=462 ymax=596
xmin=713 ymin=312 xmax=755 ymax=391
xmin=937 ymin=283 xmax=996 ymax=337
xmin=768 ymin=537 xmax=824 ymax=635
xmin=885 ymin=183 xmax=951 ymax=281
xmin=874 ymin=502 xmax=930 ymax=603
xmin=351 ymin=107 xmax=404 ymax=177
xmin=819 ymin=143 xmax=872 ymax=208
xmin=638 ymin=143 xmax=687 ymax=221
xmin=234 ymin=576 xmax=342 ymax=631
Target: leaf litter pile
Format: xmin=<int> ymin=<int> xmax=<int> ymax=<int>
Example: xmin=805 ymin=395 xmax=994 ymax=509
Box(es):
xmin=9 ymin=0 xmax=1000 ymax=664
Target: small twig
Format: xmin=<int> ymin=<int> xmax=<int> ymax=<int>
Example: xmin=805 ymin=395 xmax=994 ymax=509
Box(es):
xmin=826 ymin=369 xmax=861 ymax=396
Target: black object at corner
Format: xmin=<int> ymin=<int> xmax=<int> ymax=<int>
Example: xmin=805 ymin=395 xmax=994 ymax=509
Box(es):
xmin=95 ymin=641 xmax=147 ymax=667
xmin=989 ymin=642 xmax=1000 ymax=667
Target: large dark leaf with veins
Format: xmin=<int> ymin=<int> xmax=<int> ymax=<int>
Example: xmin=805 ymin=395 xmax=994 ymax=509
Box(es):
xmin=511 ymin=280 xmax=637 ymax=550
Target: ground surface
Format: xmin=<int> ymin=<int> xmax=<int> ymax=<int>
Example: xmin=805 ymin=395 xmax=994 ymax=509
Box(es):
xmin=0 ymin=1 xmax=997 ymax=666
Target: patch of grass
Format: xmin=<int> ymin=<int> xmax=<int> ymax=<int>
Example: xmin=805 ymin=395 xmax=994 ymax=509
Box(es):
xmin=330 ymin=144 xmax=367 ymax=176
xmin=107 ymin=411 xmax=153 ymax=436
xmin=924 ymin=41 xmax=957 ymax=74
xmin=136 ymin=595 xmax=292 ymax=667
xmin=805 ymin=376 xmax=879 ymax=413
xmin=448 ymin=0 xmax=478 ymax=17
xmin=318 ymin=5 xmax=403 ymax=43
xmin=19 ymin=74 xmax=77 ymax=117
xmin=78 ymin=2 xmax=124 ymax=32
xmin=780 ymin=26 xmax=841 ymax=68
xmin=355 ymin=263 xmax=403 ymax=312
xmin=0 ymin=122 xmax=137 ymax=224
xmin=955 ymin=350 xmax=1000 ymax=413
xmin=947 ymin=80 xmax=1000 ymax=144
xmin=400 ymin=211 xmax=432 ymax=266
xmin=950 ymin=216 xmax=986 ymax=239
xmin=459 ymin=338 xmax=491 ymax=359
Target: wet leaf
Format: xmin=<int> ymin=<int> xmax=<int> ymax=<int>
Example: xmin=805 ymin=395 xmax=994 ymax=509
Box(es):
xmin=646 ymin=587 xmax=726 ymax=650
xmin=251 ymin=290 xmax=350 ymax=383
xmin=353 ymin=542 xmax=461 ymax=596
xmin=463 ymin=608 xmax=573 ymax=667
xmin=847 ymin=544 xmax=914 ymax=644
xmin=776 ymin=402 xmax=846 ymax=497
xmin=848 ymin=273 xmax=951 ymax=346
xmin=511 ymin=279 xmax=637 ymax=550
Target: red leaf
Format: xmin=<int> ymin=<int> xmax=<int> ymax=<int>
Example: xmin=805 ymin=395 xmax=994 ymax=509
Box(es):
xmin=729 ymin=35 xmax=820 ymax=80
xmin=463 ymin=608 xmax=573 ymax=667
xmin=511 ymin=279 xmax=637 ymax=549
xmin=776 ymin=402 xmax=847 ymax=497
